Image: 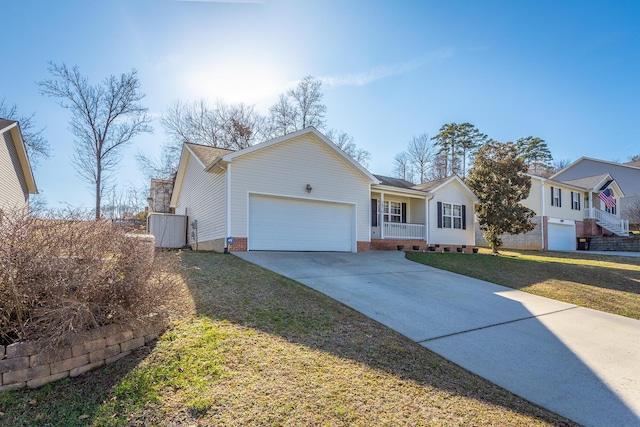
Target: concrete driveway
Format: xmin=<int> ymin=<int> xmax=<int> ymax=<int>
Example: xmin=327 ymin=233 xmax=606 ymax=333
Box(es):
xmin=235 ymin=250 xmax=640 ymax=427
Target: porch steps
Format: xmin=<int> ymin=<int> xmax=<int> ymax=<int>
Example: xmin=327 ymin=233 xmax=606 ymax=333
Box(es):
xmin=596 ymin=220 xmax=629 ymax=237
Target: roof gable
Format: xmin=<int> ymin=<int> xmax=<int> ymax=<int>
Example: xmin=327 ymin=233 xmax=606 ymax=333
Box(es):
xmin=222 ymin=127 xmax=379 ymax=183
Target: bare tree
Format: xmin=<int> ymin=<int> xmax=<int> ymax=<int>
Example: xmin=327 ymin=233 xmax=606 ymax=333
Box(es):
xmin=407 ymin=134 xmax=434 ymax=183
xmin=267 ymin=94 xmax=298 ymax=137
xmin=624 ymin=198 xmax=640 ymax=229
xmin=39 ymin=63 xmax=152 ymax=219
xmin=139 ymin=99 xmax=265 ymax=181
xmin=0 ymin=99 xmax=50 ymax=167
xmin=393 ymin=152 xmax=415 ymax=183
xmin=288 ymin=75 xmax=327 ymax=130
xmin=325 ymin=129 xmax=370 ymax=168
xmin=267 ymin=75 xmax=327 ymax=138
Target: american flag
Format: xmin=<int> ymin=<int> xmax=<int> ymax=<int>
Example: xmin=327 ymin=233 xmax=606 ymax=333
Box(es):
xmin=598 ymin=188 xmax=616 ymax=209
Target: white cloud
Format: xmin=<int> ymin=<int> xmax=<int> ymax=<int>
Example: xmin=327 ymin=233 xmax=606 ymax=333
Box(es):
xmin=320 ymin=48 xmax=455 ymax=88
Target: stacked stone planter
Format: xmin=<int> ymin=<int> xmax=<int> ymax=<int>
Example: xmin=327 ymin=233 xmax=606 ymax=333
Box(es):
xmin=0 ymin=321 xmax=164 ymax=392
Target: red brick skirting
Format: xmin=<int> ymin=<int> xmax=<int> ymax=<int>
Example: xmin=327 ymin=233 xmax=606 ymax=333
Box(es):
xmin=0 ymin=321 xmax=165 ymax=392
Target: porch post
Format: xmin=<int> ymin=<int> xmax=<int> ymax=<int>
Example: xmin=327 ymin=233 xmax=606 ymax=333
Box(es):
xmin=424 ymin=197 xmax=429 ymax=244
xmin=380 ymin=193 xmax=385 ymax=239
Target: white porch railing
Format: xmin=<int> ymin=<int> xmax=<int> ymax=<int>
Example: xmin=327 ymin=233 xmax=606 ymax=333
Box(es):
xmin=584 ymin=207 xmax=629 ymax=236
xmin=383 ymin=222 xmax=425 ymax=239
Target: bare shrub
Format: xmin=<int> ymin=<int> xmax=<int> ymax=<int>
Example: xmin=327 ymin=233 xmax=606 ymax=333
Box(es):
xmin=0 ymin=210 xmax=193 ymax=346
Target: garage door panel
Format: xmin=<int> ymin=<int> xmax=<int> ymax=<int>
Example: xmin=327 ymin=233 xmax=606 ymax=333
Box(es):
xmin=548 ymin=223 xmax=575 ymax=251
xmin=249 ymin=195 xmax=353 ymax=251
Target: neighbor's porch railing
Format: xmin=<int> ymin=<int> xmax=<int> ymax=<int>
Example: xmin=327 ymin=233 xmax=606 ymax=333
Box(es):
xmin=584 ymin=207 xmax=629 ymax=235
xmin=383 ymin=222 xmax=425 ymax=239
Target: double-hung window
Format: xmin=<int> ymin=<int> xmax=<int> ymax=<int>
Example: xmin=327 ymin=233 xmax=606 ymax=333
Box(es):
xmin=440 ymin=202 xmax=464 ymax=229
xmin=384 ymin=201 xmax=403 ymax=223
xmin=551 ymin=186 xmax=562 ymax=207
xmin=571 ymin=191 xmax=581 ymax=210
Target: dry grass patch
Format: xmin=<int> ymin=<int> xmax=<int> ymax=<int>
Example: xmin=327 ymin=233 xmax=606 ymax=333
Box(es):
xmin=0 ymin=252 xmax=576 ymax=426
xmin=407 ymin=248 xmax=640 ymax=319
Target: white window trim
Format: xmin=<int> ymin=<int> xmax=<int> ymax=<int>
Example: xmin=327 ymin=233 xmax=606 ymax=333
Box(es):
xmin=383 ymin=200 xmax=403 ymax=223
xmin=553 ymin=187 xmax=561 ymax=207
xmin=442 ymin=202 xmax=463 ymax=229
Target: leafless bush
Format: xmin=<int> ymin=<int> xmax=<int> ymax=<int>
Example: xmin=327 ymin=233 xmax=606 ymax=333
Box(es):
xmin=0 ymin=210 xmax=193 ymax=346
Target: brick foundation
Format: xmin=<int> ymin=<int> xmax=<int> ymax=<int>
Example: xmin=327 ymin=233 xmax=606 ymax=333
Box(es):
xmin=0 ymin=321 xmax=165 ymax=392
xmin=228 ymin=237 xmax=248 ymax=252
xmin=357 ymin=241 xmax=371 ymax=252
xmin=371 ymin=239 xmax=426 ymax=251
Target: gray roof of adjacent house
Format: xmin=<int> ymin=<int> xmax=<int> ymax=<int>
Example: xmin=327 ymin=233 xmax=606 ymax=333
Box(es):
xmin=373 ymin=174 xmax=415 ymax=189
xmin=552 ymin=157 xmax=640 ymax=196
xmin=185 ymin=143 xmax=234 ymax=166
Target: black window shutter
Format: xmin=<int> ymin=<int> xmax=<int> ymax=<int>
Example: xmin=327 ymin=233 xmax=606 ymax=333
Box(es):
xmin=578 ymin=194 xmax=581 ymax=210
xmin=401 ymin=203 xmax=407 ymax=223
xmin=437 ymin=202 xmax=442 ymax=228
xmin=371 ymin=199 xmax=378 ymax=227
xmin=551 ymin=186 xmax=554 ymax=206
xmin=571 ymin=192 xmax=574 ymax=210
xmin=462 ymin=205 xmax=467 ymax=229
xmin=558 ymin=188 xmax=562 ymax=207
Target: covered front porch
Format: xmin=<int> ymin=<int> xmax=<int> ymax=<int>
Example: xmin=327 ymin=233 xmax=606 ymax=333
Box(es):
xmin=582 ymin=182 xmax=629 ymax=236
xmin=370 ymin=187 xmax=429 ymax=243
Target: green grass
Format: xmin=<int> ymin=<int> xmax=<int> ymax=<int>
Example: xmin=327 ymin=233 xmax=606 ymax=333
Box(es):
xmin=0 ymin=252 xmax=577 ymax=426
xmin=407 ymin=248 xmax=640 ymax=319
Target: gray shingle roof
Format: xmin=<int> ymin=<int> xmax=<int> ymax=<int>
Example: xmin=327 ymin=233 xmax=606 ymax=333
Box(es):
xmin=373 ymin=174 xmax=415 ymax=189
xmin=561 ymin=174 xmax=609 ymax=190
xmin=411 ymin=177 xmax=451 ymax=192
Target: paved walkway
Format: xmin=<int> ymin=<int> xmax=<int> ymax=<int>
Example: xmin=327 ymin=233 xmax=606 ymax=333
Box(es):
xmin=235 ymin=251 xmax=640 ymax=427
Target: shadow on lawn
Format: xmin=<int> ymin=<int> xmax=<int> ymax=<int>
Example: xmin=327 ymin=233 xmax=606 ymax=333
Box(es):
xmin=180 ymin=252 xmax=580 ymax=426
xmin=410 ymin=250 xmax=640 ymax=296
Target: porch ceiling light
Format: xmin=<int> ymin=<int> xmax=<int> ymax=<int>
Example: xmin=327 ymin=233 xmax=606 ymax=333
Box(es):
xmin=306 ymin=184 xmax=313 ymax=193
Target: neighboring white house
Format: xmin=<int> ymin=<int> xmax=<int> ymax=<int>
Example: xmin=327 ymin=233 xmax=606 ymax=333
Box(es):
xmin=476 ymin=173 xmax=628 ymax=251
xmin=551 ymin=157 xmax=640 ymax=223
xmin=0 ymin=119 xmax=37 ymax=213
xmin=169 ymin=127 xmax=478 ymax=252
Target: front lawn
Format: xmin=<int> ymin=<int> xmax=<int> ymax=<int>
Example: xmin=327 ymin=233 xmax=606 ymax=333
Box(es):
xmin=407 ymin=248 xmax=640 ymax=319
xmin=0 ymin=251 xmax=576 ymax=426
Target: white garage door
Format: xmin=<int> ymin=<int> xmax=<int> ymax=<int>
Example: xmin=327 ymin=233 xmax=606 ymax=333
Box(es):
xmin=548 ymin=222 xmax=576 ymax=251
xmin=248 ymin=195 xmax=354 ymax=251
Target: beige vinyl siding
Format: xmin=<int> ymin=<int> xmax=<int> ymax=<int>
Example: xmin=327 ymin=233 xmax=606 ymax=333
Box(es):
xmin=522 ymin=177 xmax=543 ymax=214
xmin=429 ymin=180 xmax=476 ymax=246
xmin=545 ymin=182 xmax=584 ymax=222
xmin=0 ymin=129 xmax=28 ymax=212
xmin=174 ymin=152 xmax=226 ymax=244
xmin=409 ymin=198 xmax=425 ymax=224
xmin=229 ymin=133 xmax=371 ymax=241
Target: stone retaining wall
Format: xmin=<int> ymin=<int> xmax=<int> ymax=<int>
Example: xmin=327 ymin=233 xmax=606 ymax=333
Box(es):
xmin=586 ymin=236 xmax=640 ymax=252
xmin=0 ymin=321 xmax=164 ymax=392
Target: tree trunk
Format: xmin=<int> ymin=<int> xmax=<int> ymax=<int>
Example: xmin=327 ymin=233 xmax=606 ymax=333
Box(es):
xmin=95 ymin=163 xmax=101 ymax=219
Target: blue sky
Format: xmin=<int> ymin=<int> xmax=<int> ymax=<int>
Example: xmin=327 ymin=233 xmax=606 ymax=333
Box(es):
xmin=3 ymin=0 xmax=640 ymax=209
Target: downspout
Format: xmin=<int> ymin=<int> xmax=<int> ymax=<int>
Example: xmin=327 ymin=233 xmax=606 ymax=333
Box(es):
xmin=380 ymin=193 xmax=385 ymax=240
xmin=225 ymin=163 xmax=232 ymax=252
xmin=540 ymin=180 xmax=546 ymax=250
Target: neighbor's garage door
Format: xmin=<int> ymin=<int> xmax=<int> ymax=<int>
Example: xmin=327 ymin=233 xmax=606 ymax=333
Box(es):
xmin=548 ymin=222 xmax=576 ymax=251
xmin=248 ymin=195 xmax=354 ymax=251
